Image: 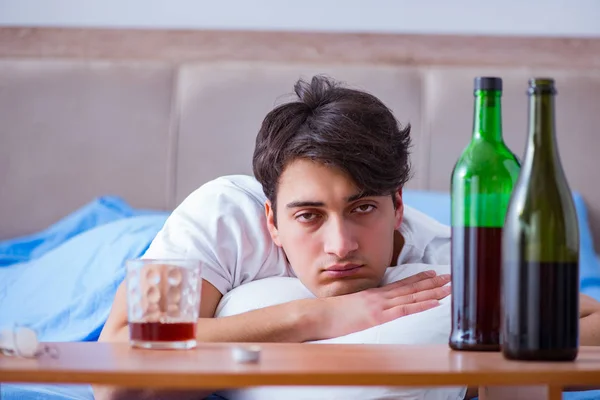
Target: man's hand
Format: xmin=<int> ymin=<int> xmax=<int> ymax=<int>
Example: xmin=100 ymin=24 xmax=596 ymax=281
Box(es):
xmin=579 ymin=293 xmax=600 ymax=346
xmin=316 ymin=270 xmax=451 ymax=340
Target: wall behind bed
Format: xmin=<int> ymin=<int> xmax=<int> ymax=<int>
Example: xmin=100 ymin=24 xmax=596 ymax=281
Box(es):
xmin=1 ymin=27 xmax=600 ymax=251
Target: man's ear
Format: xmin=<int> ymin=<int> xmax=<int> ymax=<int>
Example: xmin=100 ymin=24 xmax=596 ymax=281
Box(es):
xmin=394 ymin=189 xmax=404 ymax=230
xmin=265 ymin=200 xmax=282 ymax=247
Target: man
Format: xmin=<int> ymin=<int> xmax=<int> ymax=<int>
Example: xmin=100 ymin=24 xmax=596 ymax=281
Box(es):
xmin=98 ymin=75 xmax=600 ymax=399
xmin=100 ymin=75 xmax=454 ymax=345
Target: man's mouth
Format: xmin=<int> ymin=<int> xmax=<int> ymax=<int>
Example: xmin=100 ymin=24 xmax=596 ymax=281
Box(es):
xmin=323 ymin=264 xmax=363 ymax=278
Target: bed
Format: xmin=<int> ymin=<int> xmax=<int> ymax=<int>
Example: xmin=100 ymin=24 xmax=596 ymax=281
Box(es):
xmin=1 ymin=27 xmax=600 ymax=399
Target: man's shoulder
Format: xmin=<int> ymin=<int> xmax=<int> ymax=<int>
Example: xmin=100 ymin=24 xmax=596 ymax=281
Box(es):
xmin=402 ymin=206 xmax=450 ymax=239
xmin=177 ymin=175 xmax=267 ymax=215
xmin=399 ymin=206 xmax=450 ymax=265
xmin=146 ymin=174 xmax=285 ymax=294
xmin=186 ymin=174 xmax=266 ymax=201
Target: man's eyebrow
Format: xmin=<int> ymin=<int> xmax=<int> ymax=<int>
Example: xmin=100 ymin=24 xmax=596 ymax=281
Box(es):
xmin=346 ymin=191 xmax=380 ymax=202
xmin=286 ymin=200 xmax=325 ymax=209
xmin=286 ymin=192 xmax=382 ymax=208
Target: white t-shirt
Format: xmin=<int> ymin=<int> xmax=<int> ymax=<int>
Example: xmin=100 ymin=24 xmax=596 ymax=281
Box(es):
xmin=143 ymin=175 xmax=451 ymax=294
xmin=144 ymin=175 xmax=463 ymax=399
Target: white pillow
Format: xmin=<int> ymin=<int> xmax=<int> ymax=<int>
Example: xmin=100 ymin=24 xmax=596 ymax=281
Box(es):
xmin=215 ymin=263 xmax=466 ymax=400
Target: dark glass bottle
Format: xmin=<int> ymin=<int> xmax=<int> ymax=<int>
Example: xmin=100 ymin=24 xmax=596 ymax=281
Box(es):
xmin=502 ymin=78 xmax=580 ymax=361
xmin=450 ymin=77 xmax=521 ymax=351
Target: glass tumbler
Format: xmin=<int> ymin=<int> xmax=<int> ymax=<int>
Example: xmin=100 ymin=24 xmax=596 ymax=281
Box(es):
xmin=126 ymin=259 xmax=201 ymax=350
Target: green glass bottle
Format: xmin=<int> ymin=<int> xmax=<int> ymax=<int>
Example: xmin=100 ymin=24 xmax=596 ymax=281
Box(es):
xmin=502 ymin=78 xmax=579 ymax=361
xmin=450 ymin=77 xmax=521 ymax=351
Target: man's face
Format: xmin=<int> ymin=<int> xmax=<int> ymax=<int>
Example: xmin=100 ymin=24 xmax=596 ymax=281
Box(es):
xmin=265 ymin=159 xmax=404 ymax=298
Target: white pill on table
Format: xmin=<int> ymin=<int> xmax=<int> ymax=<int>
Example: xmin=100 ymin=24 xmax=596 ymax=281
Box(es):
xmin=232 ymin=345 xmax=261 ymax=363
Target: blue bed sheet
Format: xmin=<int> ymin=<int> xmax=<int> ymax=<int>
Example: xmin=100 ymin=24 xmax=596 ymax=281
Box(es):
xmin=0 ymin=196 xmax=161 ymax=268
xmin=0 ymin=197 xmax=168 ymax=341
xmin=0 ymin=197 xmax=169 ymax=400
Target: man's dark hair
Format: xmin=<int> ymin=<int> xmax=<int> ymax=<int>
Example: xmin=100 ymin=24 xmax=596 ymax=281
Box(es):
xmin=252 ymin=75 xmax=412 ymax=213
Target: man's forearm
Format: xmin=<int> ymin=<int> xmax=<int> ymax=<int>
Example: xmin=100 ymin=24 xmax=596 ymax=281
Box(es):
xmin=101 ymin=271 xmax=452 ymax=344
xmin=199 ymin=298 xmax=322 ymax=342
xmin=580 ymin=312 xmax=600 ymax=346
xmin=579 ymin=294 xmax=600 ymax=346
xmin=106 ymin=298 xmax=323 ymax=344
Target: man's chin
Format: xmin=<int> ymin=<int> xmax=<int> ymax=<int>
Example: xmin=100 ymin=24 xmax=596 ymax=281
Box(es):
xmin=315 ymin=279 xmax=377 ymax=298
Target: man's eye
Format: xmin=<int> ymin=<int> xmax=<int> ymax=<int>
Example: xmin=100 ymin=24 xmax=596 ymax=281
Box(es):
xmin=353 ymin=204 xmax=376 ymax=214
xmin=296 ymin=213 xmax=320 ymax=222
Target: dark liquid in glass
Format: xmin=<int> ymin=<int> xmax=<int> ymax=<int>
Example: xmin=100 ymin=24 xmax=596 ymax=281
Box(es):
xmin=450 ymin=226 xmax=502 ymax=351
xmin=503 ymin=261 xmax=578 ymax=361
xmin=130 ymin=322 xmax=196 ymax=342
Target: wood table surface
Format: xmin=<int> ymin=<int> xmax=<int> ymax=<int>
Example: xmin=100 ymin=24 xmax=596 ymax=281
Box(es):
xmin=1 ymin=342 xmax=600 ymax=399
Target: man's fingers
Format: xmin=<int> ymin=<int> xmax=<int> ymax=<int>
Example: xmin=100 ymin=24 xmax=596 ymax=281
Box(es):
xmin=376 ymin=270 xmax=438 ymax=292
xmin=387 ymin=284 xmax=451 ymax=308
xmin=382 ymin=300 xmax=441 ymax=321
xmin=383 ymin=274 xmax=451 ymax=298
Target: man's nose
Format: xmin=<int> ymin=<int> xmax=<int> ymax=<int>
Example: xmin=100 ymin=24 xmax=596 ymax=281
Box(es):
xmin=323 ymin=217 xmax=359 ymax=259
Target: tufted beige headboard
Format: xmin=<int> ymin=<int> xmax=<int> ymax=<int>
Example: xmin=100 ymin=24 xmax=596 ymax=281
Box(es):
xmin=1 ymin=28 xmax=600 ymax=251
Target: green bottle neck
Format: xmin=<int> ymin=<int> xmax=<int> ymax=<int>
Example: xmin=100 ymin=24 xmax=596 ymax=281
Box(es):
xmin=472 ymin=90 xmax=503 ymax=142
xmin=527 ymin=92 xmax=557 ymax=157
